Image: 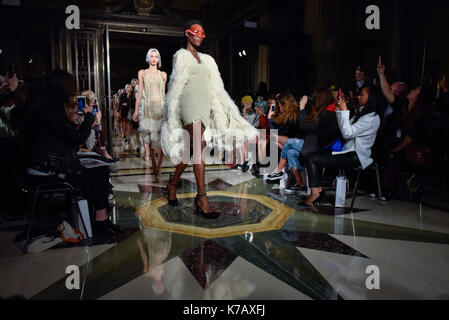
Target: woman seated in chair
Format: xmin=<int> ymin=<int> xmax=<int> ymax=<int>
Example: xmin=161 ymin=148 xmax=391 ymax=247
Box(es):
xmin=267 ymin=89 xmax=340 ymax=192
xmin=300 ymin=85 xmax=383 ymax=207
xmin=23 ymin=70 xmax=119 ymax=236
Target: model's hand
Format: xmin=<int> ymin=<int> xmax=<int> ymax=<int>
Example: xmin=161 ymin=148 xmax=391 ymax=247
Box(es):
xmin=133 ymin=112 xmax=139 ymax=122
xmin=299 ymin=96 xmax=308 ymax=111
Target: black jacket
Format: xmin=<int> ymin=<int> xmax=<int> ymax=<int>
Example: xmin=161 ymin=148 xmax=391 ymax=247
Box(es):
xmin=25 ymin=111 xmax=96 ymax=175
xmin=271 ymin=119 xmax=301 ymax=139
xmin=298 ymin=110 xmax=341 ymax=157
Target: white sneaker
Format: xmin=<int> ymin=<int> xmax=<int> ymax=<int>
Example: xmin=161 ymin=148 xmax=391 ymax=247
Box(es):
xmin=27 ymin=236 xmax=63 ymax=254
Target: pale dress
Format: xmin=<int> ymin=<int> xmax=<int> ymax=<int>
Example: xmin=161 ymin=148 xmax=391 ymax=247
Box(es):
xmin=180 ymin=63 xmax=211 ymax=128
xmin=139 ymin=70 xmax=165 ymax=147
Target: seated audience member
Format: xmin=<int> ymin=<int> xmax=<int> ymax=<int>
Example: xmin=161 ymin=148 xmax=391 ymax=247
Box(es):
xmin=23 ymin=70 xmax=120 ymax=236
xmin=300 ymin=85 xmax=383 ymax=207
xmin=266 ymin=94 xmax=277 ymax=116
xmin=242 ymin=100 xmax=260 ymax=171
xmin=270 ymin=92 xmax=300 ymax=150
xmin=267 ymin=88 xmax=340 ymax=192
xmin=382 ymin=85 xmax=435 ymax=199
xmin=81 ymin=90 xmax=117 ymax=162
xmin=254 ymin=101 xmax=270 ymax=167
xmin=232 ymin=95 xmax=255 ymax=171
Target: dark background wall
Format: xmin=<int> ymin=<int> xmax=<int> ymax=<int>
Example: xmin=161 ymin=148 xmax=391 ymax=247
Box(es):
xmin=1 ymin=0 xmax=449 ymax=98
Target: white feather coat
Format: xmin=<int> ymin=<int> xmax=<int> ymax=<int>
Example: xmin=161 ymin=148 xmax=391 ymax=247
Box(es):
xmin=161 ymin=48 xmax=259 ymax=164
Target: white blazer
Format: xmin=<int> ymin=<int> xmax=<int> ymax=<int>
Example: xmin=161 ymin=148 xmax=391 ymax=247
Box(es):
xmin=333 ymin=110 xmax=380 ymax=169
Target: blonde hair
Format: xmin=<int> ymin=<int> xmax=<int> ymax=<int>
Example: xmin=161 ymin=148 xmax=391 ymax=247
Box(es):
xmin=241 ymin=95 xmax=253 ymax=105
xmin=272 ymin=92 xmax=299 ymax=125
xmin=81 ymin=90 xmax=96 ymax=106
xmin=146 ymin=48 xmax=162 ymax=68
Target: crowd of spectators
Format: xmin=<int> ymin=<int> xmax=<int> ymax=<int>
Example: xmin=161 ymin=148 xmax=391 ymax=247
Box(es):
xmin=235 ymin=60 xmax=449 ymax=204
xmin=0 ymin=70 xmax=121 ymax=240
xmin=1 ymin=56 xmax=448 ymax=243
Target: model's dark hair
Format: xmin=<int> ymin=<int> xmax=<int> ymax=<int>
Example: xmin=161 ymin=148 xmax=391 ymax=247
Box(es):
xmin=353 ymin=85 xmax=384 ymax=124
xmin=184 ymin=19 xmax=204 ymax=31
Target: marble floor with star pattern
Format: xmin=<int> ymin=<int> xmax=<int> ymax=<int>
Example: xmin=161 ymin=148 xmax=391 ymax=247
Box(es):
xmin=1 ymin=138 xmax=449 ymax=300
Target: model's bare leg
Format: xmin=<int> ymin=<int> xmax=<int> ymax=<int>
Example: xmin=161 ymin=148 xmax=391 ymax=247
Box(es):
xmin=237 ymin=145 xmax=244 ymax=165
xmin=167 ymin=125 xmax=191 ymax=202
xmin=144 ymin=142 xmax=150 ymax=160
xmin=149 ymin=144 xmax=158 ymax=175
xmin=168 ymin=160 xmax=188 ymax=202
xmin=188 ymin=122 xmax=213 ymax=213
xmin=156 ymin=146 xmax=164 ymax=177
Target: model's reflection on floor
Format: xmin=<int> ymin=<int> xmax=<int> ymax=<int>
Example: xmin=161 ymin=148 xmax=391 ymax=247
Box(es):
xmin=137 ymin=227 xmax=172 ymax=291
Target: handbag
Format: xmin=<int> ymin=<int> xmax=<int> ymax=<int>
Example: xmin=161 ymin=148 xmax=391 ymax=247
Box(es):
xmin=405 ymin=144 xmax=431 ymax=166
xmin=325 ymin=139 xmax=343 ymax=152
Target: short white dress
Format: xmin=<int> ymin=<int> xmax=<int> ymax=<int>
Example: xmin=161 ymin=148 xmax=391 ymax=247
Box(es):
xmin=139 ymin=70 xmax=165 ymax=147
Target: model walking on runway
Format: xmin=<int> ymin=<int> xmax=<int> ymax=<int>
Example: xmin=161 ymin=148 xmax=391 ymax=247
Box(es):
xmin=161 ymin=20 xmax=258 ymax=219
xmin=133 ymin=49 xmax=167 ymax=181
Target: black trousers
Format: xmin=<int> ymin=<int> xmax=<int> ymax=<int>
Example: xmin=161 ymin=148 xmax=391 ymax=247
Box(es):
xmin=28 ymin=166 xmax=110 ymax=212
xmin=306 ymin=151 xmax=361 ymax=188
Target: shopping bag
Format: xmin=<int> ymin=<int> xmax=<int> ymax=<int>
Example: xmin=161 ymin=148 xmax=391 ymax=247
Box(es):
xmin=335 ymin=176 xmax=349 ymax=208
xmin=77 ymin=199 xmax=92 ymax=238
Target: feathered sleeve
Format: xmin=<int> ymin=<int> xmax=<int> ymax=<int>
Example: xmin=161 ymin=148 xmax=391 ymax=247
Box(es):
xmin=203 ymin=55 xmax=259 ymax=149
xmin=161 ymin=50 xmax=190 ymax=164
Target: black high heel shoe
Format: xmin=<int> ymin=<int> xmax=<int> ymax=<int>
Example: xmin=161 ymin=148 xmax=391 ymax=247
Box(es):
xmin=167 ymin=183 xmax=178 ymax=207
xmin=195 ymin=194 xmax=220 ymax=219
xmin=298 ymin=194 xmax=322 ymax=208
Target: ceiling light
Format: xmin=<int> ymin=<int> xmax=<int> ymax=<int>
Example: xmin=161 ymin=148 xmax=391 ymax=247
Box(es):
xmin=242 ymin=50 xmax=246 ymax=56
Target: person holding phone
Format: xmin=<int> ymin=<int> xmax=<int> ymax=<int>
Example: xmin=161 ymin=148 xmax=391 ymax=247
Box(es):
xmin=267 ymin=89 xmax=340 ymax=192
xmin=81 ymin=90 xmax=116 ymax=161
xmin=24 ymin=70 xmax=120 ymax=237
xmin=300 ymin=85 xmax=383 ymax=207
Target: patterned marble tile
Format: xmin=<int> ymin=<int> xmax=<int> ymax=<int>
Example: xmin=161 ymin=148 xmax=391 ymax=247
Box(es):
xmin=204 ymin=257 xmax=311 ymax=300
xmin=157 ymin=195 xmax=271 ymax=229
xmin=280 ymin=230 xmax=368 ymax=258
xmin=213 ymin=232 xmax=342 ymax=300
xmin=180 ymin=240 xmax=238 ymax=289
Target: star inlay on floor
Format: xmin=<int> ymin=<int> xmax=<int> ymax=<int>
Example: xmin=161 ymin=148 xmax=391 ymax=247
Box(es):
xmin=17 ymin=160 xmax=449 ymax=300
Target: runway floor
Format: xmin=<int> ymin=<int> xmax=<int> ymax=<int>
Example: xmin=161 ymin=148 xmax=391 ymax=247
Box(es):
xmin=1 ymin=136 xmax=449 ymax=300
